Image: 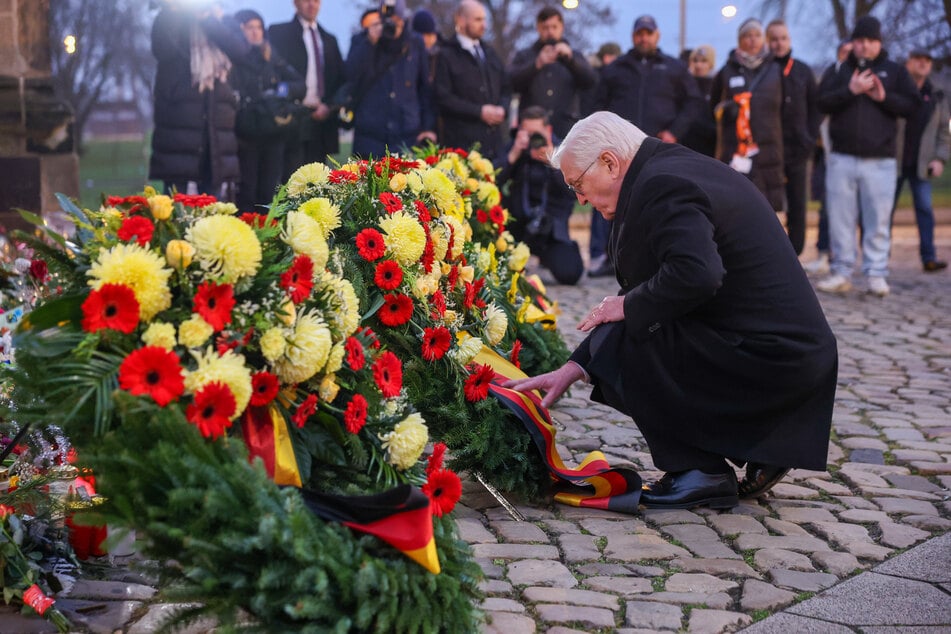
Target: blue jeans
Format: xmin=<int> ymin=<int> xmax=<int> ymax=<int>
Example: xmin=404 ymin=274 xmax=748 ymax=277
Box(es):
xmin=826 ymin=152 xmax=896 ymax=279
xmin=895 ymin=168 xmax=937 ymax=264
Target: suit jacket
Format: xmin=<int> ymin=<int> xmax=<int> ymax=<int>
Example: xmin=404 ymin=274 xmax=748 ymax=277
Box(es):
xmin=433 ymin=36 xmax=510 ymax=160
xmin=268 ymin=17 xmax=344 ymax=156
xmin=570 ymin=138 xmax=837 ymax=472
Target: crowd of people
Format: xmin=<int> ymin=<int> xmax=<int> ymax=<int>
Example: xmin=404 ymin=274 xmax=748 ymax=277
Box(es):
xmin=148 ymin=1 xmax=948 ymax=292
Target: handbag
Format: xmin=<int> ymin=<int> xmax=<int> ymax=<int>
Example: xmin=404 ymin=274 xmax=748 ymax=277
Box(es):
xmin=236 ymin=94 xmax=306 ymax=139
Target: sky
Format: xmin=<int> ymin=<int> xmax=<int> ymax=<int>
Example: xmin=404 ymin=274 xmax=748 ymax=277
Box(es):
xmin=248 ymin=1 xmax=835 ymax=69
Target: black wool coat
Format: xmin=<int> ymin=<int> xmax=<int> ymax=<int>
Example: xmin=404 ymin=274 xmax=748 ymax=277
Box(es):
xmin=570 ymin=138 xmax=837 ymax=472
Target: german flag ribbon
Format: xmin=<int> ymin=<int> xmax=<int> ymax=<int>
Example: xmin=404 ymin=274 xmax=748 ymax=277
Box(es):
xmin=241 ymin=405 xmax=303 ymax=488
xmin=474 ymin=347 xmax=643 ymax=514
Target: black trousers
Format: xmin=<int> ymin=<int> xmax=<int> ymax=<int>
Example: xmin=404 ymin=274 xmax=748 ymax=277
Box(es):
xmin=237 ymin=138 xmax=285 ymax=213
xmin=784 ymin=158 xmax=809 ymax=255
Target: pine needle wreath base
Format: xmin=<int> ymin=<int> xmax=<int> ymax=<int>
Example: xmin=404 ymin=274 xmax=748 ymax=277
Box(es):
xmin=77 ymin=395 xmax=483 ymax=633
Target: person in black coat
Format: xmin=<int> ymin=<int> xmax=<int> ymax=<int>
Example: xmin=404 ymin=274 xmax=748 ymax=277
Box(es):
xmin=506 ymin=112 xmax=838 ymax=510
xmin=149 ymin=2 xmax=250 ymax=197
xmin=680 ymin=45 xmax=717 ymax=157
xmin=231 ymin=10 xmax=305 ymax=212
xmin=495 ymin=106 xmax=583 ymax=285
xmin=268 ymin=0 xmax=345 ymax=176
xmin=767 ymin=19 xmax=821 ymax=255
xmin=433 ymin=0 xmax=509 ymax=159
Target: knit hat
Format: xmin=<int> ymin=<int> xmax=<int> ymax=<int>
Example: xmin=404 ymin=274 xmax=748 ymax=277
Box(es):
xmin=738 ymin=18 xmax=763 ymax=38
xmin=234 ymin=9 xmax=264 ymax=27
xmin=851 ymin=15 xmax=882 ymax=41
xmin=596 ymin=42 xmax=622 ymax=60
xmin=411 ymin=9 xmax=436 ymax=34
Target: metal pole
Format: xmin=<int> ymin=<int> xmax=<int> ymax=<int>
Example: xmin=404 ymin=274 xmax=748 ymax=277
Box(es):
xmin=680 ymin=0 xmax=687 ymax=54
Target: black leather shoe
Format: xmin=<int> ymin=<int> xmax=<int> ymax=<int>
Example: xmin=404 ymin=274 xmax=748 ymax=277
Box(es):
xmin=641 ymin=468 xmax=738 ymax=510
xmin=923 ymin=260 xmax=948 ymax=273
xmin=738 ymin=463 xmax=790 ymax=499
xmin=588 ymin=261 xmax=615 ymax=278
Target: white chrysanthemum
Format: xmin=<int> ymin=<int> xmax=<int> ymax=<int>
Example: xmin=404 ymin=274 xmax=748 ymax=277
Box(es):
xmin=451 ymin=335 xmax=483 ymax=365
xmin=185 ymin=215 xmax=262 ymax=282
xmin=380 ymin=412 xmax=429 ymax=470
xmin=287 ymin=162 xmax=331 ymax=197
xmin=273 ymin=311 xmax=332 ymax=384
xmin=283 ymin=211 xmax=329 ymax=270
xmin=184 ymin=348 xmax=253 ymax=419
xmin=484 ymin=303 xmax=508 ymax=346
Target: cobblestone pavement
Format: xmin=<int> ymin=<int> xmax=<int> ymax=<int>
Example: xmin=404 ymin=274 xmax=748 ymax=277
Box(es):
xmin=1 ymin=225 xmax=948 ymax=634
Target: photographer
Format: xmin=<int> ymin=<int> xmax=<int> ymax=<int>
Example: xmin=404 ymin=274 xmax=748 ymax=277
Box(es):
xmin=496 ymin=106 xmax=584 ymax=285
xmin=338 ymin=0 xmax=436 ymax=158
xmin=509 ymin=7 xmax=596 ymax=139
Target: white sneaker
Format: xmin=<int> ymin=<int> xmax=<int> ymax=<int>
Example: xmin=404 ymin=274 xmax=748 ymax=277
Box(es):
xmin=867 ymin=276 xmax=890 ymax=297
xmin=803 ymin=253 xmax=830 ymax=275
xmin=816 ymin=274 xmax=852 ymax=294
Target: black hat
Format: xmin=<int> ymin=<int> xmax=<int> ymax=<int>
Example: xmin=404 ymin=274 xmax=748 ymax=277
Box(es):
xmin=851 ymin=15 xmax=882 ymax=41
xmin=909 ymin=47 xmax=933 ymax=60
xmin=234 ymin=9 xmax=264 ymax=27
xmin=411 ymin=9 xmax=436 ymax=35
xmin=633 ymin=15 xmax=658 ymax=33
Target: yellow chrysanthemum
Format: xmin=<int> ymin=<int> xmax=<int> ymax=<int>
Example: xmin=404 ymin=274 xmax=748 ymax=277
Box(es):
xmin=166 ymin=240 xmax=194 ymax=269
xmin=430 ymin=224 xmax=449 ymax=261
xmin=287 ymin=162 xmax=330 ymax=197
xmin=484 ymin=303 xmax=508 ymax=346
xmin=389 ymin=173 xmax=407 ymax=192
xmin=380 ymin=412 xmax=429 ymax=470
xmin=185 ymin=348 xmax=253 ymax=419
xmin=443 ymin=309 xmax=459 ymax=327
xmin=298 ymin=197 xmax=341 ymax=239
xmin=321 ymin=274 xmax=360 ymax=336
xmin=465 ymin=177 xmax=480 ymax=192
xmin=495 ymin=235 xmax=508 ymax=253
xmin=470 ymin=156 xmax=495 ymax=178
xmin=436 ymin=155 xmax=469 ymax=181
xmin=379 ymin=212 xmax=426 ymax=265
xmin=88 ymin=243 xmax=172 ymax=321
xmin=273 ymin=311 xmax=332 ymax=384
xmin=205 ymin=202 xmax=238 ymax=216
xmin=476 ymin=249 xmax=491 ymax=272
xmin=178 ymin=315 xmax=214 ymax=348
xmin=451 ymin=335 xmax=483 ymax=365
xmin=422 ymin=168 xmax=464 ymax=218
xmin=186 ymin=215 xmax=262 ymax=282
xmin=319 ymin=375 xmax=340 ymax=403
xmin=508 ymin=242 xmax=530 ymax=271
xmin=406 ymin=169 xmax=424 ymax=195
xmin=141 ymin=322 xmax=176 ymax=350
xmin=476 ymin=181 xmax=501 ymax=208
xmin=325 ymin=342 xmax=345 ymax=373
xmin=441 ymin=216 xmax=465 ymax=260
xmin=148 ymin=195 xmax=173 ymax=221
xmin=413 ymin=272 xmax=440 ymax=299
xmin=283 ymin=211 xmax=329 ymax=271
xmin=259 ymin=327 xmax=287 ymax=362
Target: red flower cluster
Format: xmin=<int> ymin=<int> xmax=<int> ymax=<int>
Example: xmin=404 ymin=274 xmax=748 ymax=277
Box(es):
xmin=373 ymin=259 xmax=403 ymax=291
xmin=250 ymin=371 xmax=279 ymax=406
xmin=329 ymin=169 xmax=360 ymax=184
xmin=344 ymin=394 xmax=368 ymax=433
xmin=509 ymin=339 xmax=522 ymax=369
xmin=463 ymin=364 xmax=496 ymax=402
xmin=463 ymin=278 xmax=486 ymax=310
xmin=372 ymin=350 xmax=403 ymax=397
xmin=345 ymin=336 xmax=365 ymax=371
xmin=378 ymin=293 xmax=414 ymax=327
xmin=186 ymin=381 xmax=235 ymax=439
xmin=378 ymin=192 xmax=403 ymax=214
xmin=488 ymin=205 xmax=505 ymax=225
xmin=475 ymin=209 xmax=488 ymax=223
xmin=413 ymin=200 xmax=431 ymax=223
xmin=373 ymin=156 xmax=418 ymax=175
xmin=293 ymin=393 xmax=318 ymax=428
xmin=173 ymin=193 xmax=217 ymax=207
xmin=280 ymin=254 xmax=315 ymax=304
xmin=118 ymin=346 xmax=184 ymax=406
xmin=239 ymin=212 xmax=278 ymax=228
xmin=421 ymin=326 xmax=451 ymax=361
xmin=106 ymin=195 xmax=149 ymax=213
xmin=356 ymin=228 xmax=386 ymax=261
xmin=81 ymin=283 xmax=140 ymax=334
xmin=423 ymin=441 xmax=461 ymax=517
xmin=117 ymin=216 xmax=155 ymax=246
xmin=429 ymin=290 xmax=446 ymax=318
xmin=194 ymin=281 xmax=235 ymax=331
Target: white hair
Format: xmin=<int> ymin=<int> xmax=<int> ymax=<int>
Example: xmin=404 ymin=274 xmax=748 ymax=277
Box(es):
xmin=550 ymin=111 xmax=646 ymax=171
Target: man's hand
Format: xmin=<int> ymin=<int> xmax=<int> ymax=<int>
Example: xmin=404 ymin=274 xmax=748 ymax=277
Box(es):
xmin=536 ymin=45 xmax=558 ymax=69
xmin=481 ymin=104 xmax=506 ymax=126
xmin=848 ymin=69 xmax=875 ymax=96
xmin=508 ymin=128 xmax=530 ymax=164
xmin=578 ymin=295 xmax=624 ymax=332
xmin=866 ymin=73 xmax=886 ymax=102
xmin=554 ymin=42 xmax=573 ymax=59
xmin=416 ymin=130 xmax=437 ymax=143
xmin=928 ymin=160 xmax=944 ymax=178
xmin=311 ymin=103 xmax=331 ymax=121
xmin=657 ymin=130 xmax=677 ymax=144
xmin=503 ymin=362 xmax=585 ymax=408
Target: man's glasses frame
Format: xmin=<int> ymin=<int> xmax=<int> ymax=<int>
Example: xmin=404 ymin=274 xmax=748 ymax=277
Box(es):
xmin=567 ymin=156 xmax=599 ymax=196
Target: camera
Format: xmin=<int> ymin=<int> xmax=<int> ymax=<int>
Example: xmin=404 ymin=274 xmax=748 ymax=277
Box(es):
xmin=528 ymin=132 xmax=548 ymax=150
xmin=381 ymin=0 xmax=398 ymax=38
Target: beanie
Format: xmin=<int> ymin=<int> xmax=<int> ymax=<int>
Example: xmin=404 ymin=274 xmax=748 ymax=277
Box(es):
xmin=234 ymin=9 xmax=264 ymax=27
xmin=851 ymin=15 xmax=882 ymax=41
xmin=738 ymin=18 xmax=763 ymax=39
xmin=411 ymin=9 xmax=437 ymax=35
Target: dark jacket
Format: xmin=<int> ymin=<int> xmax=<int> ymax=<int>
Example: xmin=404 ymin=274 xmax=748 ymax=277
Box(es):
xmin=775 ymin=52 xmax=821 ymax=164
xmin=230 ymin=45 xmax=306 ymax=138
xmin=342 ymin=30 xmax=434 ymax=157
xmin=897 ymin=79 xmax=951 ymax=179
xmin=149 ymin=9 xmax=250 ymax=188
xmin=595 ymin=48 xmax=702 ymax=140
xmin=509 ymin=40 xmax=597 ymax=138
xmin=570 ymin=138 xmax=837 ymax=472
xmin=680 ymin=75 xmax=717 ymax=157
xmin=268 ymin=17 xmax=345 ymax=156
xmin=433 ymin=36 xmax=509 ymax=160
xmin=817 ymin=49 xmax=920 ymax=158
xmin=712 ymin=50 xmax=785 ymax=210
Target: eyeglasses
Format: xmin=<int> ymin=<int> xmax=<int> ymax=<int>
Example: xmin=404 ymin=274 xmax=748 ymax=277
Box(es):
xmin=566 ymin=156 xmax=599 ymax=196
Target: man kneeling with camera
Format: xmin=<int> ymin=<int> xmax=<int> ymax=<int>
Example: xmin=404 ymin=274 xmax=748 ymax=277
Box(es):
xmin=496 ymin=106 xmax=584 ymax=285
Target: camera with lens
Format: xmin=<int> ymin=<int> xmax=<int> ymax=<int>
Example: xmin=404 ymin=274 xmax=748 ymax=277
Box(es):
xmin=528 ymin=131 xmax=548 ymax=150
xmin=381 ymin=0 xmax=398 ymax=38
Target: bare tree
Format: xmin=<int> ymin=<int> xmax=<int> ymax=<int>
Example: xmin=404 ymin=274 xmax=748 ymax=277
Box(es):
xmin=49 ymin=0 xmax=155 ymax=152
xmin=406 ymin=0 xmax=614 ymax=63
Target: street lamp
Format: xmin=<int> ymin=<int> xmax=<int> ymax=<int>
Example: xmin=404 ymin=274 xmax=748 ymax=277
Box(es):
xmin=63 ymin=34 xmax=76 ymax=55
xmin=721 ymin=5 xmax=738 ymax=19
xmin=562 ymin=0 xmax=578 ymax=8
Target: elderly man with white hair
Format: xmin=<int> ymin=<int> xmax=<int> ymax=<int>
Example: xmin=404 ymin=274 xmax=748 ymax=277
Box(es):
xmin=506 ymin=112 xmax=838 ymax=510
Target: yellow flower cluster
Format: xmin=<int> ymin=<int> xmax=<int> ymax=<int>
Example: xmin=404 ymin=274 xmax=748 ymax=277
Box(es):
xmin=186 ymin=215 xmax=262 ymax=282
xmin=379 ymin=212 xmax=426 ymax=266
xmin=421 ymin=168 xmax=465 ymax=219
xmin=88 ymin=243 xmax=172 ymax=321
xmin=380 ymin=412 xmax=429 ymax=470
xmin=142 ymin=322 xmax=176 ymax=349
xmin=287 ymin=162 xmax=330 ymax=197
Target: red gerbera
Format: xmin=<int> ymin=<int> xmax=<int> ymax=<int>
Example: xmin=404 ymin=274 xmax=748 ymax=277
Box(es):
xmin=292 ymin=393 xmax=318 ymax=428
xmin=280 ymin=254 xmax=315 ymax=304
xmin=427 ymin=441 xmax=447 ymax=474
xmin=250 ymin=371 xmax=280 ymax=407
xmin=81 ymin=283 xmax=140 ymax=334
xmin=173 ymin=193 xmax=217 ymax=207
xmin=489 ymin=205 xmax=505 ymax=225
xmin=358 ymin=326 xmax=381 ymax=349
xmin=240 ymin=212 xmax=277 ymax=228
xmin=463 ymin=278 xmax=486 ymax=310
xmin=372 ymin=350 xmax=403 ymax=397
xmin=463 ymin=364 xmax=496 ymax=402
xmin=194 ymin=281 xmax=235 ymax=331
xmin=106 ymin=195 xmax=149 ymax=213
xmin=421 ymin=326 xmax=451 ymax=361
xmin=510 ymin=339 xmax=522 ymax=369
xmin=425 ymin=155 xmax=438 ymax=165
xmin=117 ymin=215 xmax=155 ymax=247
xmin=356 ymin=228 xmax=386 ymax=261
xmin=378 ymin=192 xmax=404 ymax=214
xmin=429 ymin=290 xmax=446 ymax=318
xmin=118 ymin=346 xmax=184 ymax=407
xmin=475 ymin=209 xmax=488 ymax=223
xmin=422 ymin=468 xmax=462 ymax=517
xmin=345 ymin=336 xmax=365 ymax=371
xmin=329 ymin=169 xmax=360 ymax=184
xmin=421 ymin=236 xmax=435 ymax=273
xmin=413 ymin=200 xmax=431 ymax=222
xmin=374 ymin=259 xmax=403 ymax=291
xmin=185 ymin=381 xmax=235 ymax=439
xmin=377 ymin=293 xmax=414 ymax=327
xmin=344 ymin=394 xmax=368 ymax=434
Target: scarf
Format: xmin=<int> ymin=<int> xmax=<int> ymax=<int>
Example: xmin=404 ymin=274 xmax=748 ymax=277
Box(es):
xmin=735 ymin=47 xmax=769 ymax=71
xmin=190 ymin=23 xmax=231 ymax=93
